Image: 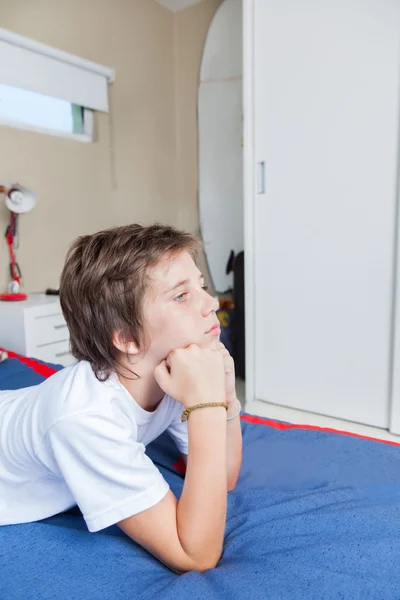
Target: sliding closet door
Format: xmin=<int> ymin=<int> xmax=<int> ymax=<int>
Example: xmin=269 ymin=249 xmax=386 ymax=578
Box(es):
xmin=252 ymin=0 xmax=400 ymax=426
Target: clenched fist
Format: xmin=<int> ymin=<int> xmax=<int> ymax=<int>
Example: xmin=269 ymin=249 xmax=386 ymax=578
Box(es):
xmin=154 ymin=344 xmax=226 ymax=408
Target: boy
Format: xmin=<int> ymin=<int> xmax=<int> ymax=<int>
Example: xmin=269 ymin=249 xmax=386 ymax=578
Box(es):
xmin=0 ymin=224 xmax=243 ymax=573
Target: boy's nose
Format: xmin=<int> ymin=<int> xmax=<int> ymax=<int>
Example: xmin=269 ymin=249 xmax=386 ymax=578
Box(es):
xmin=211 ymin=295 xmax=219 ymax=313
xmin=203 ymin=292 xmax=219 ymax=316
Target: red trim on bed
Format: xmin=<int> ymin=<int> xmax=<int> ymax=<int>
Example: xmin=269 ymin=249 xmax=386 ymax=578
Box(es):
xmin=0 ymin=349 xmax=58 ymax=378
xmin=240 ymin=414 xmax=400 ymax=447
xmin=171 ymin=414 xmax=400 ymax=474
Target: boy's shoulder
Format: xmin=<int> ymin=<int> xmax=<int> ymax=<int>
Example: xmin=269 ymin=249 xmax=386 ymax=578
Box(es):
xmin=47 ymin=359 xmax=107 ymax=391
xmin=38 ymin=360 xmax=121 ymax=422
xmin=39 ymin=361 xmax=181 ymax=436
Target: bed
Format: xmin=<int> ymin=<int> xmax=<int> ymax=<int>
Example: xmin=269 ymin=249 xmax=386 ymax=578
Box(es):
xmin=1 ymin=351 xmax=400 ymax=600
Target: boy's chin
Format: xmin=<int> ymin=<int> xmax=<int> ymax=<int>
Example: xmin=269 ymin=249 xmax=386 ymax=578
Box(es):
xmin=206 ymin=336 xmax=221 ymax=350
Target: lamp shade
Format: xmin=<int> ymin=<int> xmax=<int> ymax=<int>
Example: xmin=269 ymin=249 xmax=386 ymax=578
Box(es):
xmin=4 ymin=185 xmax=36 ymax=214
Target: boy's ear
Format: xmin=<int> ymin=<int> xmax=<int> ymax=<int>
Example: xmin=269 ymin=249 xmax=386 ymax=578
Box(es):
xmin=112 ymin=331 xmax=140 ymax=355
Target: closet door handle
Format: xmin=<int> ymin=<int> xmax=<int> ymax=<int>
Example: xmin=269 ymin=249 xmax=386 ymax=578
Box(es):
xmin=257 ymin=161 xmax=265 ymax=194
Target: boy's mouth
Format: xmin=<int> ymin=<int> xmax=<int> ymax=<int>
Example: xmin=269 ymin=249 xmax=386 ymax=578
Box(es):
xmin=206 ymin=323 xmax=221 ymax=336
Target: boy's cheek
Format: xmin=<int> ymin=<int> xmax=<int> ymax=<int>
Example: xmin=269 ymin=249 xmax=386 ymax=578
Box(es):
xmin=150 ymin=321 xmax=215 ymax=355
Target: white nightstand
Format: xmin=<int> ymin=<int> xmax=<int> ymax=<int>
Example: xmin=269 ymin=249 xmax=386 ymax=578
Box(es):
xmin=0 ymin=293 xmax=75 ymax=367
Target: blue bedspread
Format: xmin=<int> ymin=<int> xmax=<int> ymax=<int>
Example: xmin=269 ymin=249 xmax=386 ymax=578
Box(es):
xmin=1 ymin=356 xmax=400 ymax=599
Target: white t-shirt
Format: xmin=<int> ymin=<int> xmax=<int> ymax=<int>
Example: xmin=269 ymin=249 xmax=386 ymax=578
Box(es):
xmin=0 ymin=360 xmax=188 ymax=532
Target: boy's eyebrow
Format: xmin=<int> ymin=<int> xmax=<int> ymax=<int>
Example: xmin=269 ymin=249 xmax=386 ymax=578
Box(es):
xmin=164 ymin=274 xmax=204 ymax=295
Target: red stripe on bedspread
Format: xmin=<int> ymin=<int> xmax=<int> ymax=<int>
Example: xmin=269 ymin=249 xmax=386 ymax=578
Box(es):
xmin=0 ymin=349 xmax=58 ymax=378
xmin=172 ymin=415 xmax=400 ymax=474
xmin=240 ymin=414 xmax=400 ymax=447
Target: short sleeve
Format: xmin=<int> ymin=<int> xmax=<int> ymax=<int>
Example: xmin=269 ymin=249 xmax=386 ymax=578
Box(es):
xmin=166 ymin=402 xmax=188 ymax=455
xmin=45 ymin=411 xmax=170 ymax=532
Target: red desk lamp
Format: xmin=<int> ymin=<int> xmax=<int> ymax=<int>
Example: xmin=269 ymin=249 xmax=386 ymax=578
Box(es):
xmin=0 ymin=184 xmax=36 ymax=301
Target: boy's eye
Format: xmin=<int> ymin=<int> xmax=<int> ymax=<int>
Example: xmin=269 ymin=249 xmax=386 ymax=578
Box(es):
xmin=175 ymin=292 xmax=188 ymax=302
xmin=174 ymin=286 xmax=208 ymax=302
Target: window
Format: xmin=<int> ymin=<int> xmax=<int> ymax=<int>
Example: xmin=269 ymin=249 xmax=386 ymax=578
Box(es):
xmin=0 ymin=27 xmax=114 ymax=142
xmin=0 ymin=83 xmax=93 ymax=141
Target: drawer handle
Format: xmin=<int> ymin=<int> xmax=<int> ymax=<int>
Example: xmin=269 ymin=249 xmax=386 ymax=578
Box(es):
xmin=35 ymin=312 xmax=63 ymax=320
xmin=53 ymin=324 xmax=67 ymax=330
xmin=55 ymin=351 xmax=71 ymax=358
xmin=37 ymin=339 xmax=69 ymax=349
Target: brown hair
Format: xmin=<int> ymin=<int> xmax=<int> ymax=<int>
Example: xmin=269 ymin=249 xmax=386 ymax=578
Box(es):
xmin=60 ymin=223 xmax=199 ymax=380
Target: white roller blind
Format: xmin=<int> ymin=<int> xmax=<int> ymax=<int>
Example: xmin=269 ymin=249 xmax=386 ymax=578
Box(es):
xmin=0 ymin=28 xmax=115 ymax=112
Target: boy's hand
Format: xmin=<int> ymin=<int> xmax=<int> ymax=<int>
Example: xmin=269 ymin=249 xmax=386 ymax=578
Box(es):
xmin=218 ymin=342 xmax=237 ymax=407
xmin=154 ymin=344 xmax=226 ymax=408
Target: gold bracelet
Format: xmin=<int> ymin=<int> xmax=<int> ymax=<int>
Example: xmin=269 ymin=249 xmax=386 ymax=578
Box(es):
xmin=181 ymin=401 xmax=228 ymax=422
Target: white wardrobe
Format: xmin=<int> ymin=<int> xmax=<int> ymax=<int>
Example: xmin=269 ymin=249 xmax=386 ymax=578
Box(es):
xmin=243 ymin=0 xmax=400 ymax=432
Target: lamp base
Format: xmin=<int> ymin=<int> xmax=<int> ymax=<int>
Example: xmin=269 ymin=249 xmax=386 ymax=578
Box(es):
xmin=0 ymin=292 xmax=27 ymax=301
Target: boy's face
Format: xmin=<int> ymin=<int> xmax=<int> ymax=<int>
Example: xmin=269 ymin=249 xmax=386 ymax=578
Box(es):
xmin=142 ymin=251 xmax=221 ymax=363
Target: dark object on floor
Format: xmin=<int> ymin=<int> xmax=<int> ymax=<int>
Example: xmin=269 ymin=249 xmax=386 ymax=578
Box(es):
xmin=226 ymin=250 xmax=245 ymax=379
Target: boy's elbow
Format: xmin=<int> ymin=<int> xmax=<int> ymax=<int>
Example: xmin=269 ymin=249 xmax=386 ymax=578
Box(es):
xmin=171 ymin=556 xmax=220 ymax=575
xmin=192 ymin=553 xmax=222 ymax=573
xmin=163 ymin=552 xmax=221 ymax=575
xmin=179 ymin=547 xmax=223 ymax=574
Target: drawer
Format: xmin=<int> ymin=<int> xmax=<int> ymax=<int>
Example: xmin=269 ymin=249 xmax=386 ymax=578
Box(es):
xmin=24 ymin=311 xmax=69 ymax=348
xmin=30 ymin=339 xmax=75 ymax=367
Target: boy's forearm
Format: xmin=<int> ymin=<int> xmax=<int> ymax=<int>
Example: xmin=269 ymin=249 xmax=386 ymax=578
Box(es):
xmin=226 ymin=398 xmax=243 ymax=490
xmin=177 ymin=407 xmax=227 ymax=570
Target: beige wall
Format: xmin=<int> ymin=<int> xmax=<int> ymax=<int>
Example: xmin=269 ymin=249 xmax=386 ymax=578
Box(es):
xmin=0 ymin=0 xmax=176 ymax=293
xmin=0 ymin=0 xmax=222 ymax=295
xmin=174 ymin=0 xmax=223 ymax=290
